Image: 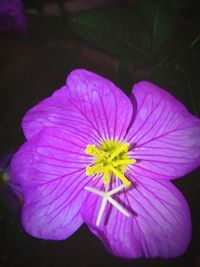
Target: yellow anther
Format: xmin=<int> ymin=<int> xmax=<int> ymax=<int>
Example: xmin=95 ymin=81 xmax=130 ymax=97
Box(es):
xmin=109 ymin=166 xmax=131 ymax=187
xmin=85 ymin=141 xmax=135 ymax=187
xmin=86 ymin=164 xmax=103 ymax=175
xmin=108 ymin=143 xmax=130 ymax=161
xmin=112 ymin=159 xmax=136 ymax=167
xmin=85 ymin=145 xmax=110 ymax=159
xmin=103 ymin=168 xmax=110 ymax=184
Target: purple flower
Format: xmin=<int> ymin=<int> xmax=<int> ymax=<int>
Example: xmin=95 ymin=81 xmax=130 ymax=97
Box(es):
xmin=0 ymin=0 xmax=27 ymax=35
xmin=11 ymin=69 xmax=200 ymax=259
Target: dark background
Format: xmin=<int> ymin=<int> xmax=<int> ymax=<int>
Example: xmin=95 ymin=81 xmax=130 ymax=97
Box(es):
xmin=0 ymin=0 xmax=200 ymax=266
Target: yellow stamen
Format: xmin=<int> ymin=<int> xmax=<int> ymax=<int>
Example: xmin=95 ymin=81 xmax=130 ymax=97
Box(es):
xmin=103 ymin=168 xmax=110 ymax=184
xmin=112 ymin=159 xmax=136 ymax=167
xmin=109 ymin=165 xmax=131 ymax=187
xmin=85 ymin=140 xmax=135 ymax=187
xmin=86 ymin=164 xmax=103 ymax=175
xmin=108 ymin=143 xmax=129 ymax=161
xmin=86 ymin=145 xmax=110 ymax=159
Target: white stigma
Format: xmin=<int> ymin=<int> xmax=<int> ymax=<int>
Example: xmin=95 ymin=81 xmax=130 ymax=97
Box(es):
xmin=84 ymin=184 xmax=129 ymax=226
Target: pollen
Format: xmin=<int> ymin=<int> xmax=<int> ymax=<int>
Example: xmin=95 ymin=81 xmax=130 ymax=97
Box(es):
xmin=85 ymin=140 xmax=135 ymax=186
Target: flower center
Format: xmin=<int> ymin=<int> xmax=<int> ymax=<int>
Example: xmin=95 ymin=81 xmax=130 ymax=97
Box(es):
xmin=85 ymin=141 xmax=135 ymax=186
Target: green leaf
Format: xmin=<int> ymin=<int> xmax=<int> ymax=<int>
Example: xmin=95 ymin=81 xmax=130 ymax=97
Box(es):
xmin=172 ymin=0 xmax=198 ymax=9
xmin=0 ymin=192 xmax=26 ymax=245
xmin=178 ymin=50 xmax=200 ymax=116
xmin=69 ymin=6 xmax=153 ymax=63
xmin=24 ymin=0 xmax=43 ymax=11
xmin=137 ymin=0 xmax=176 ymax=52
xmin=117 ymin=59 xmax=134 ymax=93
xmin=154 ymin=51 xmax=200 ymax=116
xmin=189 ymin=34 xmax=200 ymax=49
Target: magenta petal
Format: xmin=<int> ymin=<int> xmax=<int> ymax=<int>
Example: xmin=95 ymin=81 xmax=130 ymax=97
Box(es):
xmin=23 ymin=69 xmax=133 ymax=141
xmin=21 ymin=182 xmax=84 ymax=240
xmin=126 ymin=81 xmax=200 ymax=180
xmin=66 ymin=69 xmax=133 ymax=140
xmin=11 ymin=127 xmax=92 ymax=239
xmin=82 ymin=178 xmax=191 ymax=259
xmin=22 ymin=86 xmax=100 ymax=143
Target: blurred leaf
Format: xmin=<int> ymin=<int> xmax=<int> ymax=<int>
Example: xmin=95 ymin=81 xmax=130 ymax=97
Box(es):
xmin=172 ymin=0 xmax=198 ymax=9
xmin=137 ymin=0 xmax=177 ymax=52
xmin=153 ymin=65 xmax=188 ymax=101
xmin=0 ymin=74 xmax=24 ymax=91
xmin=189 ymin=34 xmax=200 ymax=49
xmin=154 ymin=45 xmax=200 ymax=116
xmin=191 ymin=3 xmax=200 ymax=39
xmin=24 ymin=0 xmax=43 ymax=12
xmin=161 ymin=32 xmax=200 ymax=69
xmin=145 ymin=2 xmax=199 ymax=69
xmin=69 ymin=6 xmax=153 ymax=63
xmin=0 ymin=191 xmax=22 ymax=236
xmin=117 ymin=59 xmax=134 ymax=93
xmin=0 ymin=192 xmax=26 ymax=263
xmin=177 ymin=49 xmax=200 ymax=116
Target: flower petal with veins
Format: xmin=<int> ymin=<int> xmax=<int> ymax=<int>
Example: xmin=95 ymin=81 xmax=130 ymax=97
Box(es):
xmin=126 ymin=81 xmax=200 ymax=180
xmin=11 ymin=127 xmax=92 ymax=239
xmin=82 ymin=177 xmax=191 ymax=258
xmin=10 ymin=69 xmax=200 ymax=258
xmin=22 ymin=69 xmax=133 ymax=142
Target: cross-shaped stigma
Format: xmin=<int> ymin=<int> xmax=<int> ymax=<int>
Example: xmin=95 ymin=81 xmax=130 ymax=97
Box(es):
xmin=84 ymin=184 xmax=130 ymax=226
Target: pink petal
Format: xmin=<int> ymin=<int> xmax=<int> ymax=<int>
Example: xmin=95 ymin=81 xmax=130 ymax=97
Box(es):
xmin=23 ymin=69 xmax=133 ymax=142
xmin=126 ymin=81 xmax=200 ymax=180
xmin=22 ymin=86 xmax=100 ymax=144
xmin=11 ymin=127 xmax=92 ymax=239
xmin=82 ymin=177 xmax=191 ymax=258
